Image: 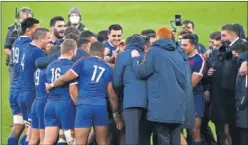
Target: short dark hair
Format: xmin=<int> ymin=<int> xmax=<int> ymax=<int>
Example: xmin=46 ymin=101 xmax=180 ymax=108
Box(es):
xmin=182 ymin=20 xmax=195 ymax=29
xmin=182 ymin=34 xmax=198 ymax=46
xmin=77 ymin=37 xmax=90 ymax=47
xmin=33 ymin=28 xmax=49 ymax=40
xmin=108 ymin=24 xmax=122 ymax=34
xmin=231 ymin=42 xmax=248 ymax=54
xmin=80 ymin=30 xmax=95 ymax=38
xmin=209 ymin=31 xmax=221 ymax=40
xmin=21 ymin=17 xmax=39 ymax=34
xmin=97 ymin=30 xmax=108 ymax=43
xmin=221 ymin=24 xmax=238 ymax=35
xmin=90 ymin=41 xmax=105 ymax=53
xmin=178 ymin=30 xmax=192 ymax=36
xmin=64 ymin=26 xmax=80 ymax=36
xmin=64 ymin=33 xmax=79 ymax=41
xmin=47 ymin=45 xmax=60 ymax=55
xmin=50 ymin=16 xmax=64 ymax=27
xmin=140 ymin=29 xmax=156 ymax=37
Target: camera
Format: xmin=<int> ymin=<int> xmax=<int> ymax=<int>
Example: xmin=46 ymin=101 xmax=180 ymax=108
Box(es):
xmin=170 ymin=14 xmax=182 ymax=33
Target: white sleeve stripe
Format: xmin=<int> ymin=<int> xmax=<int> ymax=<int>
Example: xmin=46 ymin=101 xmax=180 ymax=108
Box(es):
xmin=199 ymin=54 xmax=206 ymax=74
xmin=70 ymin=69 xmax=78 ymax=77
xmin=70 ymin=82 xmax=78 ymax=86
xmin=193 ymin=72 xmax=203 ymax=77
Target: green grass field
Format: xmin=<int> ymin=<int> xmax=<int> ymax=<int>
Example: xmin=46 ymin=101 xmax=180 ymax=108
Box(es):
xmin=1 ymin=1 xmax=247 ymax=144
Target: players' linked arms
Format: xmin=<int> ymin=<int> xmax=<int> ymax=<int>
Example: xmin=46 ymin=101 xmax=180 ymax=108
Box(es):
xmin=46 ymin=70 xmax=78 ymax=92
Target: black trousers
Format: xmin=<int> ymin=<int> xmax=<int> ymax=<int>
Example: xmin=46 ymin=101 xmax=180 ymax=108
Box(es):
xmin=153 ymin=122 xmax=181 ymax=145
xmin=201 ymin=102 xmax=216 ymax=145
xmin=123 ymin=108 xmax=153 ymax=145
xmin=237 ymin=127 xmax=248 ymax=145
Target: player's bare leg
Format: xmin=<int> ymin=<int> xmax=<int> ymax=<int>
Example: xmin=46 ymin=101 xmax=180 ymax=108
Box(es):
xmin=7 ymin=114 xmax=25 ymax=145
xmin=224 ymin=124 xmax=232 ymax=145
xmin=192 ymin=118 xmax=202 ymax=144
xmin=43 ymin=127 xmax=59 ymax=145
xmin=75 ymin=128 xmax=91 ymax=145
xmin=180 ymin=132 xmax=187 ymax=145
xmin=39 ymin=129 xmax=45 ymax=144
xmin=87 ymin=128 xmax=95 ymax=145
xmin=29 ymin=128 xmax=39 ymax=145
xmin=26 ymin=120 xmax=32 ymax=143
xmin=95 ymin=126 xmax=108 ymax=145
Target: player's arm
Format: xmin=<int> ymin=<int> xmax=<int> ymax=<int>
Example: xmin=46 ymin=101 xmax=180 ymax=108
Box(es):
xmin=104 ymin=56 xmax=115 ymax=63
xmin=107 ymin=82 xmax=123 ymax=130
xmin=46 ymin=70 xmax=78 ymax=91
xmin=192 ymin=56 xmax=206 ymax=87
xmin=46 ymin=60 xmax=83 ymax=91
xmin=69 ymin=82 xmax=78 ymax=104
xmin=107 ymin=82 xmax=118 ymax=114
xmin=132 ymin=49 xmax=154 ymax=79
xmin=36 ymin=52 xmax=60 ymax=69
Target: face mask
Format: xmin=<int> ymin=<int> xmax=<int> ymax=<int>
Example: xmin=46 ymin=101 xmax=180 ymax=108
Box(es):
xmin=221 ymin=40 xmax=231 ymax=47
xmin=69 ymin=16 xmax=80 ymax=25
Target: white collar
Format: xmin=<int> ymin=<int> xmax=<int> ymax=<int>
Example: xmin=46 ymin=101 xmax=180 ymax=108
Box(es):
xmin=229 ymin=37 xmax=239 ymax=46
xmin=108 ymin=40 xmax=115 ymax=47
xmin=94 ymin=56 xmax=102 ymax=59
xmin=30 ymin=42 xmax=40 ymax=48
xmin=189 ymin=50 xmax=198 ymax=58
xmin=20 ymin=35 xmax=30 ymax=38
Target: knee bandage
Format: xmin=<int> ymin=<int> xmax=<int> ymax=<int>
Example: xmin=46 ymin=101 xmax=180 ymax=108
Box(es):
xmin=13 ymin=115 xmax=24 ymax=125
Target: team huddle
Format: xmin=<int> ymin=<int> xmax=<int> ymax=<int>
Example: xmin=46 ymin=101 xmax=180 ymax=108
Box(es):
xmin=4 ymin=7 xmax=248 ymax=145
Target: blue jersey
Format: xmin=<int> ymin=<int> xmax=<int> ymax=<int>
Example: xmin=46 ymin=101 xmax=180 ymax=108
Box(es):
xmin=188 ymin=52 xmax=206 ymax=96
xmin=46 ymin=58 xmax=74 ymax=102
xmin=71 ymin=57 xmax=113 ymax=106
xmin=20 ymin=43 xmax=45 ymax=92
xmin=34 ymin=68 xmax=47 ymax=102
xmin=104 ymin=41 xmax=116 ymax=57
xmin=11 ymin=36 xmax=32 ymax=90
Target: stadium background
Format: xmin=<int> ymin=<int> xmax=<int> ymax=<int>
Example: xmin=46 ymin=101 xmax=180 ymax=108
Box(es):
xmin=1 ymin=1 xmax=247 ymax=144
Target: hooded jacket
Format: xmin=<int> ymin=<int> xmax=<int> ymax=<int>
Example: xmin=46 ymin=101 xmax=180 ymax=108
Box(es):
xmin=113 ymin=36 xmax=147 ymax=109
xmin=132 ymin=39 xmax=186 ymax=124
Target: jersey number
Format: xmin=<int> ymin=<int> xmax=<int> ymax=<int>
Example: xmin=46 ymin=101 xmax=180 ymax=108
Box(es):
xmin=21 ymin=54 xmax=25 ymax=70
xmin=51 ymin=68 xmax=61 ymax=82
xmin=35 ymin=69 xmax=40 ymax=86
xmin=12 ymin=47 xmax=19 ymax=63
xmin=91 ymin=65 xmax=105 ymax=83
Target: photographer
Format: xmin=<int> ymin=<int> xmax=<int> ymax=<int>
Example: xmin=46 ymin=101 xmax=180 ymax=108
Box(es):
xmin=4 ymin=7 xmax=33 ymax=82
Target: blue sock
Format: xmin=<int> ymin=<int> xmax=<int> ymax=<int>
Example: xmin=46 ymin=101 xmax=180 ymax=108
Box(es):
xmin=192 ymin=140 xmax=202 ymax=145
xmin=7 ymin=135 xmax=18 ymax=145
xmin=18 ymin=135 xmax=27 ymax=145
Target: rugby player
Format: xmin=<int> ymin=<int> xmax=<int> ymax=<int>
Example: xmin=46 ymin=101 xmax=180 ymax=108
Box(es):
xmin=46 ymin=42 xmax=123 ymax=145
